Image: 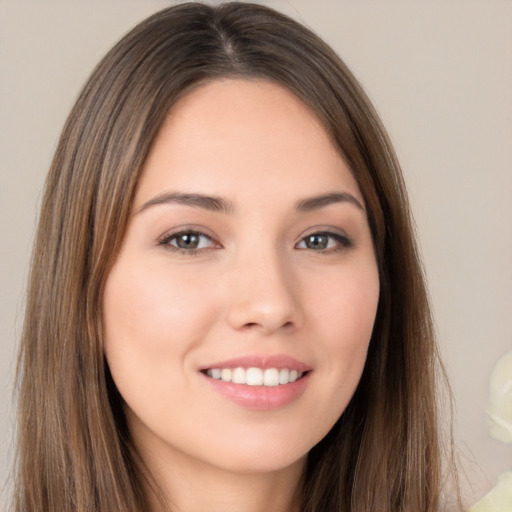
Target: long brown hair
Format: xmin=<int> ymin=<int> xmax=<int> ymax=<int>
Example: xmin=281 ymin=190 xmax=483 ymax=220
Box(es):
xmin=14 ymin=2 xmax=458 ymax=511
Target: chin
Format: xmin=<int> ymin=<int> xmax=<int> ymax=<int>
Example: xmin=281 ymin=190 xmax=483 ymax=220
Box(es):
xmin=199 ymin=426 xmax=322 ymax=476
xmin=210 ymin=449 xmax=308 ymax=477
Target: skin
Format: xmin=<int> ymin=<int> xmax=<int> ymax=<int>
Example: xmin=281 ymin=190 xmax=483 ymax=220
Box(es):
xmin=103 ymin=79 xmax=380 ymax=512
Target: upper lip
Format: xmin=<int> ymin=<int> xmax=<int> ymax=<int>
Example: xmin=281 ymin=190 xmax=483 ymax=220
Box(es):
xmin=200 ymin=354 xmax=312 ymax=372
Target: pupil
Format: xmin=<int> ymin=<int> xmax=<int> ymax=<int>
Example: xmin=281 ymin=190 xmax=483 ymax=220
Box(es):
xmin=177 ymin=233 xmax=199 ymax=249
xmin=307 ymin=234 xmax=327 ymax=249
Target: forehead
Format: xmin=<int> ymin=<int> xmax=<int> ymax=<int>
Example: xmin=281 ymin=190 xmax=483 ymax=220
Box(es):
xmin=134 ymin=78 xmax=363 ymax=209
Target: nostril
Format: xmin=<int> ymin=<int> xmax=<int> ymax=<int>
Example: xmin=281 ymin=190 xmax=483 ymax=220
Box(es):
xmin=240 ymin=320 xmax=295 ymax=333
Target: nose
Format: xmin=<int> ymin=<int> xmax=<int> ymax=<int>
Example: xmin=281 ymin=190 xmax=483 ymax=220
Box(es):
xmin=226 ymin=249 xmax=303 ymax=335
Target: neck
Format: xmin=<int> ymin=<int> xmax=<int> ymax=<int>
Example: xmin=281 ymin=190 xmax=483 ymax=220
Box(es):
xmin=144 ymin=448 xmax=305 ymax=512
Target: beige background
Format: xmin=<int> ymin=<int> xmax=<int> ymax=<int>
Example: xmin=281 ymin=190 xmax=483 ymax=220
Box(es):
xmin=1 ymin=0 xmax=511 ymax=508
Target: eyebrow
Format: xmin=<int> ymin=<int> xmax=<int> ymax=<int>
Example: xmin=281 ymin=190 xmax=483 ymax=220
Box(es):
xmin=136 ymin=192 xmax=235 ymax=214
xmin=295 ymin=192 xmax=365 ymax=212
xmin=136 ymin=190 xmax=365 ymax=215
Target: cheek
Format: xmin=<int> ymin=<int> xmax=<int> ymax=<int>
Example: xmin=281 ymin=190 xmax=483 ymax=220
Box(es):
xmin=306 ymin=259 xmax=379 ymax=416
xmin=313 ymin=258 xmax=380 ymax=347
xmin=104 ymin=258 xmax=218 ymax=345
xmin=102 ymin=258 xmax=221 ymax=398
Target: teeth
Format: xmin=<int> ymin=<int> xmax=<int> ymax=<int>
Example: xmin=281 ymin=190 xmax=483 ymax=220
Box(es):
xmin=221 ymin=368 xmax=232 ymax=382
xmin=246 ymin=367 xmax=263 ymax=386
xmin=232 ymin=367 xmax=245 ymax=384
xmin=210 ymin=368 xmax=222 ymax=379
xmin=263 ymin=368 xmax=279 ymax=387
xmin=278 ymin=368 xmax=289 ymax=385
xmin=206 ymin=366 xmax=304 ymax=386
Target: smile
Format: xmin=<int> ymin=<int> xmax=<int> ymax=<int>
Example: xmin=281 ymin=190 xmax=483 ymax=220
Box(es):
xmin=200 ymin=355 xmax=312 ymax=410
xmin=204 ymin=367 xmax=305 ymax=386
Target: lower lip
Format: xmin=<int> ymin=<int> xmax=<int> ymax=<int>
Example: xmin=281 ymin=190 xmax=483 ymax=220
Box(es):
xmin=201 ymin=372 xmax=311 ymax=411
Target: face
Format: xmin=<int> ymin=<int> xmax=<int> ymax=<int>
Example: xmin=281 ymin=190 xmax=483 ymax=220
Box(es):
xmin=103 ymin=79 xmax=379 ymax=478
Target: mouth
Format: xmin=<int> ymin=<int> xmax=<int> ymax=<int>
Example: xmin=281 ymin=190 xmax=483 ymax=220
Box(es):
xmin=199 ymin=355 xmax=312 ymax=410
xmin=201 ymin=367 xmax=309 ymax=387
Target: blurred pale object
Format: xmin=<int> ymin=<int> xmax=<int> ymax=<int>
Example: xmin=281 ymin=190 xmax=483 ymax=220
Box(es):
xmin=469 ymin=351 xmax=512 ymax=511
xmin=469 ymin=471 xmax=512 ymax=512
xmin=486 ymin=351 xmax=512 ymax=443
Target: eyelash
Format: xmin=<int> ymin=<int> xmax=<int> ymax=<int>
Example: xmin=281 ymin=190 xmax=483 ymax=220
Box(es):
xmin=158 ymin=229 xmax=353 ymax=255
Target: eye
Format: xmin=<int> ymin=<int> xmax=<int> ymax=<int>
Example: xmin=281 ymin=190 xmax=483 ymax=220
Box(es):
xmin=159 ymin=230 xmax=217 ymax=253
xmin=296 ymin=232 xmax=352 ymax=252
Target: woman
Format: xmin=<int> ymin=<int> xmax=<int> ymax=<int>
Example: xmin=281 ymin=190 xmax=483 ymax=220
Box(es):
xmin=14 ymin=2 xmax=459 ymax=511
